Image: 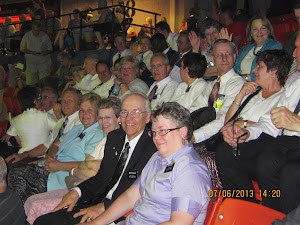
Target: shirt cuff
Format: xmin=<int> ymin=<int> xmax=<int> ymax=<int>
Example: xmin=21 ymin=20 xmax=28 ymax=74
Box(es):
xmin=72 ymin=187 xmax=82 ymax=198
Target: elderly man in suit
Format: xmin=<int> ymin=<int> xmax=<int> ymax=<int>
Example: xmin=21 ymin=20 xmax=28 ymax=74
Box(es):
xmin=34 ymin=92 xmax=157 ymax=225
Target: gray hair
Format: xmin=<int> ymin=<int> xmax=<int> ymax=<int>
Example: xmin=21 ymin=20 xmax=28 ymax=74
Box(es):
xmin=151 ymin=102 xmax=193 ymax=141
xmin=62 ymin=88 xmax=82 ymax=103
xmin=86 ymin=54 xmax=100 ymax=64
xmin=119 ymin=55 xmax=140 ymax=77
xmin=0 ymin=157 xmax=7 ymax=187
xmin=211 ymin=39 xmax=238 ymax=56
xmin=122 ymin=92 xmax=151 ymax=113
xmin=151 ymin=53 xmax=169 ymax=66
xmin=98 ymin=97 xmax=121 ymax=117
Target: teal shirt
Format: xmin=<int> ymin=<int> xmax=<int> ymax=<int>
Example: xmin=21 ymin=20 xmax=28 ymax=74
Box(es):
xmin=47 ymin=123 xmax=105 ymax=191
xmin=234 ymin=38 xmax=282 ymax=81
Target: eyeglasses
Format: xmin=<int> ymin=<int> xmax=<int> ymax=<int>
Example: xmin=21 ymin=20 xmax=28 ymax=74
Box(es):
xmin=150 ymin=64 xmax=166 ymax=69
xmin=98 ymin=116 xmax=113 ymax=121
xmin=120 ymin=109 xmax=146 ymax=118
xmin=215 ymin=52 xmax=233 ymax=59
xmin=121 ymin=66 xmax=134 ymax=71
xmin=41 ymin=96 xmax=55 ymax=100
xmin=151 ymin=127 xmax=181 ymax=137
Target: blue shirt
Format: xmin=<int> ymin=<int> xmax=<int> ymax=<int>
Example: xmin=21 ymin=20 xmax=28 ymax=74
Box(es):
xmin=121 ymin=142 xmax=211 ymax=225
xmin=47 ymin=123 xmax=105 ymax=191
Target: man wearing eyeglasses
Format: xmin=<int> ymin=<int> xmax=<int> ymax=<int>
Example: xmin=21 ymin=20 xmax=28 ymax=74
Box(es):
xmin=193 ymin=39 xmax=245 ymax=143
xmin=169 ymin=30 xmax=192 ymax=83
xmin=147 ymin=53 xmax=178 ymax=110
xmin=40 ymin=87 xmax=58 ymax=118
xmin=34 ymin=92 xmax=157 ymax=225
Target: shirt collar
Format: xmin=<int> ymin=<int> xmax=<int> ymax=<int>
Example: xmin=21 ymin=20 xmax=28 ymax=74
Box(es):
xmin=155 ymin=76 xmax=172 ymax=88
xmin=160 ymin=142 xmax=194 ymax=166
xmin=125 ymin=129 xmax=144 ymax=151
xmin=83 ymin=122 xmax=99 ymax=133
xmin=142 ymin=50 xmax=152 ymax=58
xmin=47 ymin=108 xmax=54 ymax=115
xmin=219 ymin=68 xmax=236 ymax=84
xmin=163 ymin=47 xmax=170 ymax=54
xmin=91 ymin=74 xmax=99 ymax=81
xmin=67 ymin=110 xmax=78 ymax=121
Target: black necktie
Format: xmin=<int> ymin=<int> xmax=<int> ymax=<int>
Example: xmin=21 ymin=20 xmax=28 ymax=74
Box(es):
xmin=59 ymin=117 xmax=69 ymax=137
xmin=118 ymin=53 xmax=121 ymax=60
xmin=93 ymin=142 xmax=130 ymax=204
xmin=175 ymin=54 xmax=183 ymax=67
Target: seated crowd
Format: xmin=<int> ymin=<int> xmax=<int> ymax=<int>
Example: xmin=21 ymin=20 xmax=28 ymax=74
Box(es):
xmin=2 ymin=1 xmax=300 ymax=225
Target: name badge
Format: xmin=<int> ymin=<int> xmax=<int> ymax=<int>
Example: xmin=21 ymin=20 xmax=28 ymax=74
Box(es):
xmin=215 ymin=94 xmax=225 ymax=109
xmin=164 ymin=162 xmax=175 ymax=173
xmin=128 ymin=171 xmax=138 ymax=179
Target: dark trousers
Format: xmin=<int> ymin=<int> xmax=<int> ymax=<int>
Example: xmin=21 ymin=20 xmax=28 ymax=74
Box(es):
xmin=33 ymin=207 xmax=82 ymax=225
xmin=216 ymin=133 xmax=300 ymax=213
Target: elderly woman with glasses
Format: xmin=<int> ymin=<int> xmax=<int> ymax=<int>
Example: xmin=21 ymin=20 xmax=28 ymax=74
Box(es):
xmin=113 ymin=55 xmax=149 ymax=97
xmin=80 ymin=102 xmax=211 ymax=225
xmin=234 ymin=14 xmax=282 ymax=81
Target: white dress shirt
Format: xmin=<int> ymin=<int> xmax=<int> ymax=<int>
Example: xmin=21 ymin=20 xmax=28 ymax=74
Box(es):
xmin=93 ymin=75 xmax=115 ymax=98
xmin=7 ymin=108 xmax=58 ymax=153
xmin=112 ymin=49 xmax=131 ymax=67
xmin=166 ymin=32 xmax=179 ymax=52
xmin=118 ymin=78 xmax=149 ymax=97
xmin=106 ymin=132 xmax=143 ymax=200
xmin=193 ymin=69 xmax=245 ymax=142
xmin=169 ymin=49 xmax=191 ymax=83
xmin=247 ymin=71 xmax=300 ymax=140
xmin=171 ymin=78 xmax=207 ymax=113
xmin=147 ymin=76 xmax=178 ymax=110
xmin=74 ymin=73 xmax=101 ymax=94
xmin=136 ymin=50 xmax=153 ymax=70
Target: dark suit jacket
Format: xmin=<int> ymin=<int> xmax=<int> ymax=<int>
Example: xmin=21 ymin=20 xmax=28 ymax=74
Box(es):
xmin=165 ymin=47 xmax=176 ymax=62
xmin=78 ymin=127 xmax=156 ymax=209
xmin=169 ymin=49 xmax=192 ymax=67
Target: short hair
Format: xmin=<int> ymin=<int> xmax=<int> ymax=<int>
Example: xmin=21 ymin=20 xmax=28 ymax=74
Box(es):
xmin=96 ymin=60 xmax=111 ymax=69
xmin=200 ymin=18 xmax=222 ymax=39
xmin=41 ymin=86 xmax=58 ymax=99
xmin=5 ymin=16 xmax=12 ymax=24
xmin=79 ymin=93 xmax=102 ymax=114
xmin=221 ymin=7 xmax=235 ymax=20
xmin=151 ymin=102 xmax=193 ymax=141
xmin=122 ymin=92 xmax=151 ymax=113
xmin=246 ymin=14 xmax=275 ymax=43
xmin=140 ymin=35 xmax=152 ymax=43
xmin=155 ymin=21 xmax=171 ymax=33
xmin=73 ymin=9 xmax=80 ymax=14
xmin=293 ymin=0 xmax=300 ymax=10
xmin=57 ymin=51 xmax=72 ymax=61
xmin=211 ymin=39 xmax=238 ymax=56
xmin=151 ymin=33 xmax=168 ymax=52
xmin=182 ymin=53 xmax=207 ymax=78
xmin=98 ymin=97 xmax=121 ymax=117
xmin=256 ymin=49 xmax=292 ymax=86
xmin=179 ymin=30 xmax=190 ymax=43
xmin=119 ymin=55 xmax=140 ymax=76
xmin=86 ymin=54 xmax=100 ymax=64
xmin=17 ymin=86 xmax=40 ymax=110
xmin=151 ymin=52 xmax=169 ymax=66
xmin=62 ymin=88 xmax=82 ymax=103
xmin=32 ymin=20 xmax=42 ymax=29
xmin=71 ymin=66 xmax=85 ymax=74
xmin=114 ymin=33 xmax=126 ymax=42
xmin=0 ymin=157 xmax=7 ymax=186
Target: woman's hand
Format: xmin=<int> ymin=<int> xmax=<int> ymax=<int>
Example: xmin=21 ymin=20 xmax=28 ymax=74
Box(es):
xmin=74 ymin=203 xmax=105 ymax=223
xmin=238 ymin=82 xmax=259 ymax=98
xmin=218 ymin=28 xmax=233 ymax=41
xmin=44 ymin=157 xmax=60 ymax=172
xmin=189 ymin=30 xmax=200 ymax=53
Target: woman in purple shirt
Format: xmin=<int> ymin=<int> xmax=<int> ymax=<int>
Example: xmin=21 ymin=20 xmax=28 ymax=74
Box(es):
xmin=81 ymin=102 xmax=211 ymax=225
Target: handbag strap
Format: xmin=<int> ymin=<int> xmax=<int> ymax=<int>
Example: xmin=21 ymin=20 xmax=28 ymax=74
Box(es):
xmin=227 ymin=87 xmax=262 ymax=123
